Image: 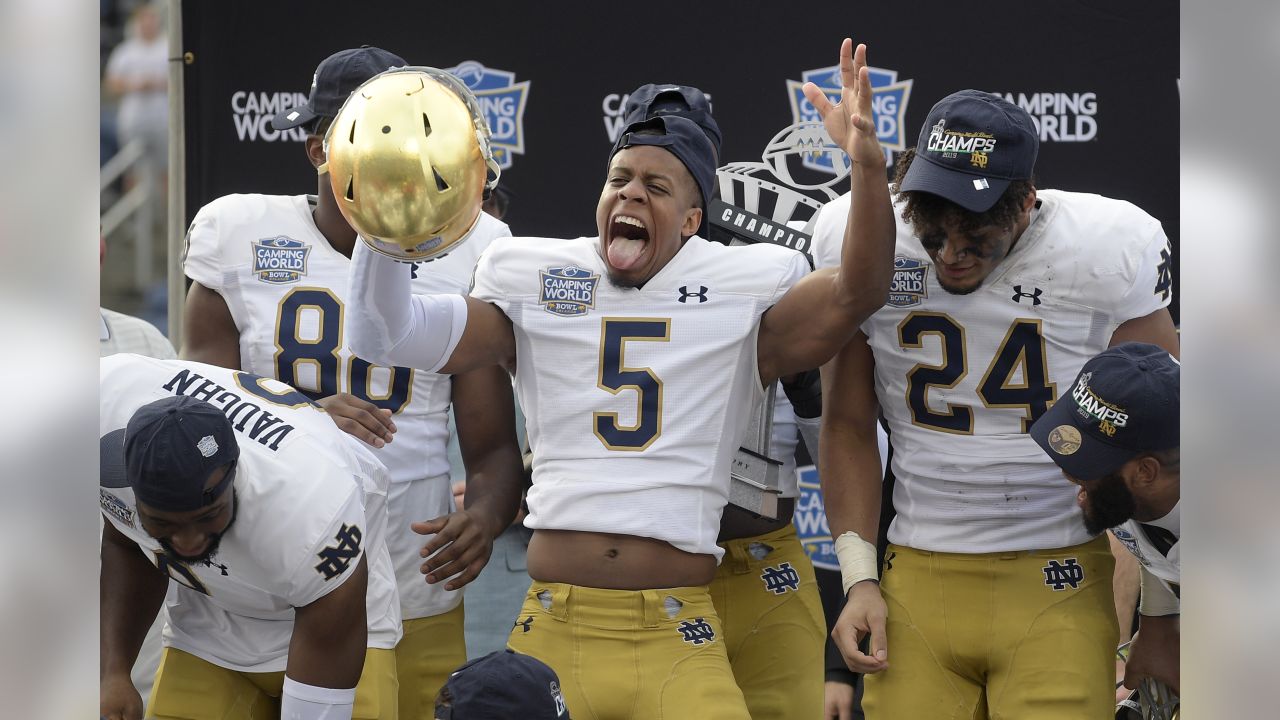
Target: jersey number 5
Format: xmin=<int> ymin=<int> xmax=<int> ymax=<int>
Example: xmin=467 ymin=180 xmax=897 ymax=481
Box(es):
xmin=898 ymin=312 xmax=1057 ymax=434
xmin=276 ymin=288 xmax=414 ymax=413
xmin=594 ymin=318 xmax=671 ymax=451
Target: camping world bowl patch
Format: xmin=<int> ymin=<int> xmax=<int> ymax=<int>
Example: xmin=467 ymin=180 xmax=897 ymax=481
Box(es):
xmin=252 ymin=236 xmax=310 ymax=284
xmin=540 ymin=265 xmax=599 ymax=316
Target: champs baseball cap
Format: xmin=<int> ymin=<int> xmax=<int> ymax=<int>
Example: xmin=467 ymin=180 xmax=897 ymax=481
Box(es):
xmin=124 ymin=396 xmax=240 ymax=511
xmin=623 ymin=83 xmax=722 ymax=158
xmin=1030 ymin=343 xmax=1180 ymax=481
xmin=898 ymin=89 xmax=1039 ymax=213
xmin=611 ymin=114 xmax=716 ymax=212
xmin=437 ymin=649 xmax=569 ymax=719
xmin=271 ymin=45 xmax=407 ymax=130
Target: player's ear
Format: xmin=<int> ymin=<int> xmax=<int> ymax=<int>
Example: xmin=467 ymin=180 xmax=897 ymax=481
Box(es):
xmin=305 ymin=136 xmax=327 ymax=171
xmin=681 ymin=206 xmax=703 ymax=238
xmin=1130 ymin=455 xmax=1161 ymax=490
xmin=1021 ymin=187 xmax=1037 ymax=216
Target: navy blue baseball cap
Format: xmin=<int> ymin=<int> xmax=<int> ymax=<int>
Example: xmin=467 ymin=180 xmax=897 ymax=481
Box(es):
xmin=271 ymin=45 xmax=407 ymax=130
xmin=437 ymin=649 xmax=569 ymax=719
xmin=899 ymin=89 xmax=1039 ymax=213
xmin=1030 ymin=343 xmax=1180 ymax=481
xmin=611 ymin=114 xmax=716 ymax=213
xmin=124 ymin=396 xmax=240 ymax=512
xmin=623 ymin=83 xmax=722 ymax=158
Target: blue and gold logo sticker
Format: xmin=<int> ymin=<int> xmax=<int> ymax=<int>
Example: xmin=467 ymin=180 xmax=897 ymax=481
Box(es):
xmin=446 ymin=61 xmax=530 ymax=171
xmin=252 ymin=236 xmax=310 ymax=284
xmin=888 ymin=255 xmax=929 ymax=308
xmin=540 ymin=265 xmax=599 ymax=317
xmin=787 ymin=64 xmax=912 ymax=169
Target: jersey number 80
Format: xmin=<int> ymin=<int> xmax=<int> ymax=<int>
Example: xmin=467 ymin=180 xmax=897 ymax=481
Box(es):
xmin=275 ymin=288 xmax=414 ymax=413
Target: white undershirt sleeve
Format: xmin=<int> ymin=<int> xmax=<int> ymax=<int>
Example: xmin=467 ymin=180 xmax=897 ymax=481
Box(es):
xmin=281 ymin=677 xmax=356 ymax=720
xmin=1138 ymin=564 xmax=1180 ymax=617
xmin=347 ymin=240 xmax=468 ymax=373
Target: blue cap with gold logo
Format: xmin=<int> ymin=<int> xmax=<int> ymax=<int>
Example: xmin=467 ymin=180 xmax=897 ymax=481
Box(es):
xmin=899 ymin=89 xmax=1039 ymax=213
xmin=1030 ymin=343 xmax=1179 ymax=481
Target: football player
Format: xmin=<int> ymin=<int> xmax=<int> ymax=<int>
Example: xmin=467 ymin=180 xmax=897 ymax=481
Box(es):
xmin=99 ymin=355 xmax=400 ymax=720
xmin=620 ymin=82 xmax=827 ymax=720
xmin=180 ymin=47 xmax=525 ymax=716
xmin=344 ymin=39 xmax=894 ymax=720
xmin=812 ymin=89 xmax=1180 ymax=719
xmin=1030 ymin=343 xmax=1181 ymax=698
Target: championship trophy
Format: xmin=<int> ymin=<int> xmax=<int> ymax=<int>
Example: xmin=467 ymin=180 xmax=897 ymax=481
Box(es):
xmin=717 ymin=121 xmax=850 ymax=517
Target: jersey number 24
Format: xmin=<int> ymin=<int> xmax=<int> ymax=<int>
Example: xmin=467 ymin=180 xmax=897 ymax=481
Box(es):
xmin=899 ymin=313 xmax=1057 ymax=434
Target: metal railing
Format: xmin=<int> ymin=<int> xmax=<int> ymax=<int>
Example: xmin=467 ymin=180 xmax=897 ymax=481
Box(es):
xmin=100 ymin=138 xmax=157 ymax=290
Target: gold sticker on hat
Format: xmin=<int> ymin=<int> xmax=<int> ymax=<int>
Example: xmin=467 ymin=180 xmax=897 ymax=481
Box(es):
xmin=1047 ymin=425 xmax=1082 ymax=455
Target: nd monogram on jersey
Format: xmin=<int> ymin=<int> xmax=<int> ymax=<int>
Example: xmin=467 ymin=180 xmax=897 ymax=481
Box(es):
xmin=471 ymin=235 xmax=808 ymax=560
xmin=812 ymin=189 xmax=1172 ymax=553
xmin=184 ymin=194 xmax=512 ymax=483
xmin=99 ymin=355 xmax=401 ymax=673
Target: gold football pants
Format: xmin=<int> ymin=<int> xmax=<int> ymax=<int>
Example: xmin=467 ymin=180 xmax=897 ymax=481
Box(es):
xmin=863 ymin=535 xmax=1118 ymax=720
xmin=710 ymin=523 xmax=825 ymax=720
xmin=395 ymin=603 xmax=467 ymax=719
xmin=506 ymin=582 xmax=751 ymax=720
xmin=147 ymin=646 xmax=397 ymax=719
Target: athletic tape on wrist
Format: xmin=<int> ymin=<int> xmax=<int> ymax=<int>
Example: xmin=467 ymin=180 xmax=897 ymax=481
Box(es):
xmin=834 ymin=531 xmax=878 ymax=595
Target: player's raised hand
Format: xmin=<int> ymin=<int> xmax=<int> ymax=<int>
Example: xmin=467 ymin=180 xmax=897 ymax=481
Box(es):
xmin=802 ymin=39 xmax=883 ymax=168
xmin=832 ymin=580 xmax=889 ymax=674
xmin=317 ymin=392 xmax=397 ymax=448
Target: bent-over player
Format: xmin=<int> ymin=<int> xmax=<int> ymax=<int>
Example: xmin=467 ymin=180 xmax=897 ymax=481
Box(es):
xmin=99 ymin=355 xmax=401 ymax=720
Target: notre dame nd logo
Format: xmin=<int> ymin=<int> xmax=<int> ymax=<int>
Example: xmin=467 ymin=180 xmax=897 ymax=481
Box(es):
xmin=1042 ymin=558 xmax=1085 ymax=591
xmin=315 ymin=523 xmax=363 ymax=580
xmin=677 ymin=618 xmax=716 ymax=646
xmin=761 ymin=562 xmax=801 ymax=595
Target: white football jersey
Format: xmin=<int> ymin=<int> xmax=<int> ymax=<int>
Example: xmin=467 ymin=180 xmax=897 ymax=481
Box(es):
xmin=184 ymin=193 xmax=511 ymax=484
xmin=99 ymin=355 xmax=401 ymax=672
xmin=471 ymin=235 xmax=808 ymax=559
xmin=813 ymin=189 xmax=1173 ymax=552
xmin=1114 ymin=505 xmax=1180 ymax=591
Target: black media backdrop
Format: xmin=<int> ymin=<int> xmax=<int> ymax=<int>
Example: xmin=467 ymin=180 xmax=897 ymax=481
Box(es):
xmin=182 ymin=0 xmax=1179 ymax=319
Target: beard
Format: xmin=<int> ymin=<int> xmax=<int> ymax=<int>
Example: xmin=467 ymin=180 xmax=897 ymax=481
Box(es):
xmin=159 ymin=496 xmax=239 ymax=567
xmin=937 ymin=278 xmax=982 ymax=296
xmin=1080 ymin=472 xmax=1137 ymax=535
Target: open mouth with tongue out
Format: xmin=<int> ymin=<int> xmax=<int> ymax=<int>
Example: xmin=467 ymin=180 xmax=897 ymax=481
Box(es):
xmin=606 ymin=214 xmax=651 ymax=272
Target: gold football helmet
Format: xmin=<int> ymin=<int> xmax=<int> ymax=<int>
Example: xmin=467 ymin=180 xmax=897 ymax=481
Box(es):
xmin=324 ymin=66 xmax=501 ymax=261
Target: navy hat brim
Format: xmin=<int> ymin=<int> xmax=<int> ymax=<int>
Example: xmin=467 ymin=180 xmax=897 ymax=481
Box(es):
xmin=271 ymin=104 xmax=320 ymax=131
xmin=1030 ymin=401 xmax=1139 ymax=482
xmin=898 ymin=154 xmax=1012 ymax=213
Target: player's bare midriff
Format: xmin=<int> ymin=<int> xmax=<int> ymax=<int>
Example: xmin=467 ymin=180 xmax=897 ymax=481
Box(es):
xmin=718 ymin=498 xmax=795 ymax=542
xmin=528 ymin=529 xmax=718 ymax=589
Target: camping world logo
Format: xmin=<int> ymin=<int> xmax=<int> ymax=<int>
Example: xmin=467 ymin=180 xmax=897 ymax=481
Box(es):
xmin=252 ymin=236 xmax=310 ymax=284
xmin=539 ymin=265 xmax=599 ymax=317
xmin=795 ymin=466 xmax=838 ymax=572
xmin=786 ymin=65 xmax=912 ymax=170
xmin=446 ymin=61 xmax=530 ymax=170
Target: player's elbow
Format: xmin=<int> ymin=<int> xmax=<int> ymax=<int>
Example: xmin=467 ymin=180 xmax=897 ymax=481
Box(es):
xmin=830 ymin=271 xmax=889 ymax=328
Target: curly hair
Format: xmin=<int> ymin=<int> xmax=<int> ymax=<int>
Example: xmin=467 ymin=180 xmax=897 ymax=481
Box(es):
xmin=890 ymin=148 xmax=1035 ymax=235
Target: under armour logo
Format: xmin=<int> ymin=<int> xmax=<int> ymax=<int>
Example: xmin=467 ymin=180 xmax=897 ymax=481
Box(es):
xmin=315 ymin=524 xmax=363 ymax=581
xmin=677 ymin=618 xmax=716 ymax=645
xmin=678 ymin=285 xmax=709 ymax=303
xmin=1042 ymin=558 xmax=1085 ymax=590
xmin=761 ymin=562 xmax=801 ymax=594
xmin=514 ymin=616 xmax=534 ymax=633
xmin=1012 ymin=285 xmax=1043 ymax=305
